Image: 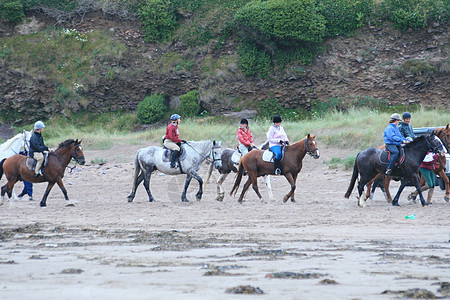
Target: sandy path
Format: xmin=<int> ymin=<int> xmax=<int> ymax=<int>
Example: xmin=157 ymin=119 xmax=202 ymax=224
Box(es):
xmin=0 ymin=143 xmax=449 ymax=299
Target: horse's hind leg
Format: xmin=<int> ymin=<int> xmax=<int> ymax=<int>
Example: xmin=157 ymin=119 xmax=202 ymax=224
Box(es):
xmin=238 ymin=177 xmax=253 ymax=203
xmin=249 ymin=172 xmax=263 ymax=202
xmin=40 ymin=182 xmax=56 ymax=207
xmin=127 ymin=172 xmax=144 ymax=203
xmin=142 ymin=171 xmax=155 ymax=202
xmin=216 ymin=173 xmax=228 ymax=201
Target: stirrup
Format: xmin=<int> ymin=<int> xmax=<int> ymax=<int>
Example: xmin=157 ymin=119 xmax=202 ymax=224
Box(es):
xmin=275 ymin=168 xmax=282 ymax=175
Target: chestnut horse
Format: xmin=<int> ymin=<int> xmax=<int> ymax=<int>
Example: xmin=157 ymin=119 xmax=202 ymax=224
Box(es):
xmin=0 ymin=139 xmax=85 ymax=207
xmin=365 ymin=124 xmax=449 ymax=203
xmin=230 ymin=134 xmax=320 ymax=203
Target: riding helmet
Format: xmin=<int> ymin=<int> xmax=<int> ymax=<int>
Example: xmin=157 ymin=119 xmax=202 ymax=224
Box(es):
xmin=390 ymin=113 xmax=401 ymax=121
xmin=273 ymin=115 xmax=282 ymax=123
xmin=170 ymin=114 xmax=181 ymax=121
xmin=240 ymin=118 xmax=248 ymax=125
xmin=402 ymin=112 xmax=412 ymax=119
xmin=34 ymin=121 xmax=45 ymax=130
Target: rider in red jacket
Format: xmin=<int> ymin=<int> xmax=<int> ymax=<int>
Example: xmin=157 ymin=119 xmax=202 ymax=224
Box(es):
xmin=164 ymin=114 xmax=186 ymax=168
xmin=237 ymin=119 xmax=255 ymax=155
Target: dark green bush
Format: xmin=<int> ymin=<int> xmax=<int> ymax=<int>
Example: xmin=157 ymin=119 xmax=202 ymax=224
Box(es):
xmin=237 ymin=41 xmax=271 ymax=78
xmin=318 ymin=0 xmax=373 ymax=36
xmin=138 ymin=0 xmax=178 ymax=42
xmin=179 ymin=90 xmax=200 ymax=117
xmin=0 ymin=1 xmax=24 ymax=24
xmin=257 ymin=98 xmax=284 ymax=119
xmin=137 ymin=94 xmax=167 ymax=124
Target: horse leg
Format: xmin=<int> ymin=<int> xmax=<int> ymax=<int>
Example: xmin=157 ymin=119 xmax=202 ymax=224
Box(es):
xmin=249 ymin=172 xmax=263 ymax=202
xmin=282 ymin=173 xmax=296 ymax=203
xmin=438 ymin=170 xmax=450 ymax=202
xmin=238 ymin=177 xmax=253 ymax=203
xmin=55 ymin=178 xmax=72 ymax=206
xmin=127 ymin=172 xmax=144 ymax=203
xmin=142 ymin=170 xmax=155 ymax=202
xmin=1 ymin=184 xmax=9 ymax=206
xmin=40 ymin=182 xmax=56 ymax=207
xmin=181 ymin=175 xmax=193 ymax=202
xmin=189 ymin=171 xmax=203 ymax=201
xmin=410 ymin=173 xmax=428 ymax=207
xmin=264 ymin=175 xmax=274 ymax=200
xmin=383 ymin=177 xmax=393 ymax=203
xmin=215 ymin=173 xmax=228 ymax=201
xmin=391 ymin=182 xmax=407 ymax=207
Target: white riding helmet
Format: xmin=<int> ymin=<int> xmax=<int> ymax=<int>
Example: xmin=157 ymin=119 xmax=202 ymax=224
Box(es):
xmin=390 ymin=113 xmax=401 ymax=121
xmin=34 ymin=121 xmax=45 ymax=130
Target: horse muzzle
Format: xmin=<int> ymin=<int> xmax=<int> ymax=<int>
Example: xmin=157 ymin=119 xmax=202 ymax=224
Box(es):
xmin=77 ymin=157 xmax=86 ymax=165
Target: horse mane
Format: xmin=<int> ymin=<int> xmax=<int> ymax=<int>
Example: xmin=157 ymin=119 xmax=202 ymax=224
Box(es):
xmin=0 ymin=133 xmax=24 ymax=152
xmin=56 ymin=139 xmax=76 ymax=150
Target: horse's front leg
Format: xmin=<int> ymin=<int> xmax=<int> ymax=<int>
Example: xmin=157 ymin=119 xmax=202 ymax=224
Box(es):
xmin=264 ymin=175 xmax=274 ymax=200
xmin=181 ymin=174 xmax=193 ymax=202
xmin=410 ymin=173 xmax=428 ymax=207
xmin=55 ymin=178 xmax=72 ymax=206
xmin=283 ymin=173 xmax=296 ymax=203
xmin=189 ymin=171 xmax=203 ymax=201
xmin=439 ymin=170 xmax=450 ymax=202
xmin=40 ymin=182 xmax=56 ymax=207
xmin=216 ymin=173 xmax=228 ymax=201
xmin=391 ymin=182 xmax=407 ymax=206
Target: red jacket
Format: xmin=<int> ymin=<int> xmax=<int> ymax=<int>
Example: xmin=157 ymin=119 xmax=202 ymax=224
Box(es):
xmin=237 ymin=127 xmax=253 ymax=147
xmin=420 ymin=153 xmax=439 ymax=171
xmin=165 ymin=123 xmax=182 ymax=143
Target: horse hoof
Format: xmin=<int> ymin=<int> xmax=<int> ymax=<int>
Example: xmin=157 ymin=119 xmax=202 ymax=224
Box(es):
xmin=182 ymin=199 xmax=189 ymax=202
xmin=445 ymin=196 xmax=449 ymax=203
xmin=283 ymin=197 xmax=288 ymax=203
xmin=291 ymin=199 xmax=296 ymax=203
xmin=65 ymin=203 xmax=75 ymax=207
xmin=392 ymin=202 xmax=399 ymax=207
xmin=40 ymin=203 xmax=46 ymax=207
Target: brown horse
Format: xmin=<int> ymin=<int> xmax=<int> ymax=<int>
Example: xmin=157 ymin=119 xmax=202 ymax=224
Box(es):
xmin=0 ymin=139 xmax=85 ymax=207
xmin=361 ymin=126 xmax=449 ymax=205
xmin=230 ymin=134 xmax=320 ymax=203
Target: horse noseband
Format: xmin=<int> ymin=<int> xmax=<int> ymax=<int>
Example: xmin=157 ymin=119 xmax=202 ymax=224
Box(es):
xmin=305 ymin=139 xmax=318 ymax=156
xmin=72 ymin=145 xmax=85 ymax=162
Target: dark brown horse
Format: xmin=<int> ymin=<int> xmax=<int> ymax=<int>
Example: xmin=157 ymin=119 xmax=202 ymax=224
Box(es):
xmin=365 ymin=124 xmax=449 ymax=204
xmin=0 ymin=139 xmax=85 ymax=207
xmin=230 ymin=134 xmax=320 ymax=203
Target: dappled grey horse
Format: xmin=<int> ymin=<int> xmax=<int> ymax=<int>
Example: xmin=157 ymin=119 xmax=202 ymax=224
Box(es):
xmin=127 ymin=140 xmax=222 ymax=203
xmin=205 ymin=142 xmax=273 ymax=201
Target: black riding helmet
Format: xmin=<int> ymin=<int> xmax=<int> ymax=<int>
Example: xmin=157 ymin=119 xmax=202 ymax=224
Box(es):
xmin=273 ymin=115 xmax=282 ymax=123
xmin=240 ymin=118 xmax=248 ymax=125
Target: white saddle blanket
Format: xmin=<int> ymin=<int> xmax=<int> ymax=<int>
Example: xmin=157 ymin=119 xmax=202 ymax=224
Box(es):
xmin=262 ymin=149 xmax=275 ymax=163
xmin=230 ymin=151 xmax=241 ymax=165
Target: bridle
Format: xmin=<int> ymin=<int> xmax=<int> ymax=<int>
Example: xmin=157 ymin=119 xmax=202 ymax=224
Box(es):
xmin=184 ymin=141 xmax=222 ymax=163
xmin=66 ymin=143 xmax=85 ymax=173
xmin=304 ymin=138 xmax=318 ymax=157
xmin=435 ymin=129 xmax=450 ymax=152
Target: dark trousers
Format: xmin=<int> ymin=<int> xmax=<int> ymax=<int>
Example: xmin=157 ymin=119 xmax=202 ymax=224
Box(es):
xmin=20 ymin=181 xmax=33 ymax=196
xmin=385 ymin=144 xmax=400 ymax=169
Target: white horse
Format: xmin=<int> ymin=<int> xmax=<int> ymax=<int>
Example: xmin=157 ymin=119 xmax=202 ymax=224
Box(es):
xmin=0 ymin=130 xmax=32 ymax=201
xmin=127 ymin=140 xmax=222 ymax=203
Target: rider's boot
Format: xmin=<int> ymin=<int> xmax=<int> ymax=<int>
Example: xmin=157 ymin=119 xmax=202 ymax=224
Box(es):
xmin=426 ymin=187 xmax=434 ymax=204
xmin=170 ymin=150 xmax=180 ymax=168
xmin=274 ymin=158 xmax=282 ymax=175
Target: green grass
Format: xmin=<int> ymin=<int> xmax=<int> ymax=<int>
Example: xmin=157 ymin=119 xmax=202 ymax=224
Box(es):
xmin=8 ymin=107 xmax=450 ymax=152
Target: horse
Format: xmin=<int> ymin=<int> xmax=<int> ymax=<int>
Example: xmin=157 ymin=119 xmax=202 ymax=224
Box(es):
xmin=204 ymin=142 xmax=273 ymax=202
xmin=230 ymin=134 xmax=320 ymax=203
xmin=127 ymin=140 xmax=222 ymax=203
xmin=0 ymin=139 xmax=85 ymax=207
xmin=365 ymin=124 xmax=450 ymax=204
xmin=344 ymin=134 xmax=446 ymax=207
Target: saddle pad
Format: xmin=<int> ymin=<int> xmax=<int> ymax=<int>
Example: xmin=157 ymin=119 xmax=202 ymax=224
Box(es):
xmin=262 ymin=149 xmax=275 ymax=163
xmin=26 ymin=153 xmax=49 ymax=170
xmin=379 ymin=148 xmax=405 ymax=166
xmin=162 ymin=146 xmax=187 ymax=162
xmin=230 ymin=151 xmax=241 ymax=165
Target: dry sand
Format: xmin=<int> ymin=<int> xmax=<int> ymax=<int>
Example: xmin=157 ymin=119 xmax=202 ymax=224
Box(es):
xmin=1 ymin=143 xmax=449 ymax=299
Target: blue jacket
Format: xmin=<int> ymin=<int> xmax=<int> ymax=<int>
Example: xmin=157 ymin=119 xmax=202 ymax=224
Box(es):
xmin=383 ymin=123 xmax=405 ymax=146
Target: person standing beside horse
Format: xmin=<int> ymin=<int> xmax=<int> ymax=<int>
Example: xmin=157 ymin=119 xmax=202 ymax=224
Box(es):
xmin=164 ymin=114 xmax=186 ymax=168
xmin=418 ymin=152 xmax=440 ymax=204
xmin=29 ymin=121 xmax=49 ymax=177
xmin=18 ymin=150 xmax=33 ymax=201
xmin=237 ymin=118 xmax=255 ymax=155
xmin=383 ymin=113 xmax=410 ymax=176
xmin=266 ymin=115 xmax=289 ymax=175
xmin=398 ymin=112 xmax=415 ymax=142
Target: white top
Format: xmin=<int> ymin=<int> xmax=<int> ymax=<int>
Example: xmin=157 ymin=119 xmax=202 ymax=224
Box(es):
xmin=266 ymin=125 xmax=289 ymax=148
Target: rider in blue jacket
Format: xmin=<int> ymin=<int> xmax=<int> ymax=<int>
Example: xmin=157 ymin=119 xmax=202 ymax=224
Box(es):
xmin=383 ymin=113 xmax=410 ymax=175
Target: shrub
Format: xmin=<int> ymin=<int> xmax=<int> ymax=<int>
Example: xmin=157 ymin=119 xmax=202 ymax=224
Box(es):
xmin=257 ymin=98 xmax=284 ymax=119
xmin=318 ymin=0 xmax=373 ymax=36
xmin=237 ymin=41 xmax=271 ymax=78
xmin=138 ymin=0 xmax=178 ymax=42
xmin=179 ymin=90 xmax=200 ymax=117
xmin=1 ymin=1 xmax=25 ymax=24
xmin=137 ymin=94 xmax=167 ymax=124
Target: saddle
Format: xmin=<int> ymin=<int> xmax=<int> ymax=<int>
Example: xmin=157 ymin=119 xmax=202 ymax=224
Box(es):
xmin=26 ymin=153 xmax=49 ymax=171
xmin=262 ymin=146 xmax=286 ymax=163
xmin=161 ymin=146 xmax=186 ymax=163
xmin=380 ymin=148 xmax=405 ymax=166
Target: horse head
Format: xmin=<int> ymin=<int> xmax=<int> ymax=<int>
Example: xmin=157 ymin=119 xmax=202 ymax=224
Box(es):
xmin=211 ymin=140 xmax=222 ymax=169
xmin=55 ymin=139 xmax=85 ymax=165
xmin=73 ymin=139 xmax=86 ymax=165
xmin=426 ymin=134 xmax=446 ymax=155
xmin=305 ymin=134 xmax=320 ymax=159
xmin=433 ymin=124 xmax=450 ymax=152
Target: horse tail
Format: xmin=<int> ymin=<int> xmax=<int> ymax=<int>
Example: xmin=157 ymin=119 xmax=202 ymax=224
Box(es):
xmin=130 ymin=153 xmax=142 ymax=193
xmin=0 ymin=158 xmax=5 ymax=180
xmin=230 ymin=160 xmax=244 ymax=196
xmin=344 ymin=153 xmax=359 ymax=198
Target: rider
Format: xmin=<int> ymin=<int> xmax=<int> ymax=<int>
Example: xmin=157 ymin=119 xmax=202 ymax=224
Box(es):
xmin=29 ymin=121 xmax=49 ymax=177
xmin=383 ymin=113 xmax=410 ymax=176
xmin=266 ymin=115 xmax=289 ymax=175
xmin=164 ymin=114 xmax=186 ymax=168
xmin=237 ymin=118 xmax=255 ymax=156
xmin=398 ymin=112 xmax=415 ymax=142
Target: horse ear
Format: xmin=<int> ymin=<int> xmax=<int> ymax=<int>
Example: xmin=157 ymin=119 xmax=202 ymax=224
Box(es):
xmin=312 ymin=134 xmax=316 ymax=139
xmin=213 ymin=140 xmax=216 ymax=146
xmin=307 ymin=133 xmax=311 ymax=139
